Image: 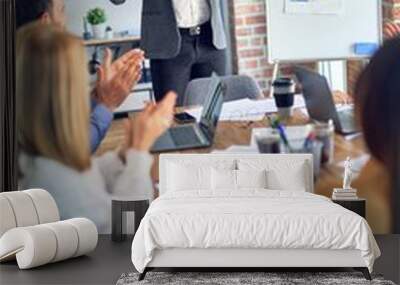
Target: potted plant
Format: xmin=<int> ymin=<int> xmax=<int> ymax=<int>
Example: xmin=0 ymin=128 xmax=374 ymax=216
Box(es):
xmin=87 ymin=8 xmax=107 ymax=39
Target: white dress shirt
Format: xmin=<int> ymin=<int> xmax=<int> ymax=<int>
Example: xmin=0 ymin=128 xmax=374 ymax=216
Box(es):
xmin=172 ymin=0 xmax=211 ymax=28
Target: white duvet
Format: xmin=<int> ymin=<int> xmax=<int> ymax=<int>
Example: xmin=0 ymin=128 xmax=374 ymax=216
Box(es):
xmin=131 ymin=190 xmax=380 ymax=273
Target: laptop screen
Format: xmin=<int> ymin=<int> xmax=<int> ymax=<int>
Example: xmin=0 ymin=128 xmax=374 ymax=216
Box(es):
xmin=294 ymin=67 xmax=341 ymax=127
xmin=200 ymin=77 xmax=224 ymax=135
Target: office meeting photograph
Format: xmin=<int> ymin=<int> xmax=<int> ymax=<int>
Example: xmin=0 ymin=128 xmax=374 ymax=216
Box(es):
xmin=0 ymin=0 xmax=400 ymax=284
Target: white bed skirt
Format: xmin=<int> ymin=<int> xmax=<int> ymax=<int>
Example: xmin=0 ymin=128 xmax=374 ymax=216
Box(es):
xmin=148 ymin=248 xmax=366 ymax=268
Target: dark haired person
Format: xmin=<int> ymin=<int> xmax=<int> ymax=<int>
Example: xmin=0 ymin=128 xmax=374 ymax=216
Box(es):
xmin=354 ymin=37 xmax=400 ymax=234
xmin=16 ymin=0 xmax=144 ymax=152
xmin=320 ymin=22 xmax=400 ymax=234
xmin=141 ymin=0 xmax=227 ymax=105
xmin=16 ymin=0 xmax=66 ymax=28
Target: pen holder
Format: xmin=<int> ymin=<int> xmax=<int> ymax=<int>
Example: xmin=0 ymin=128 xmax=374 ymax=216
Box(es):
xmin=314 ymin=120 xmax=335 ymax=164
xmin=289 ymin=140 xmax=323 ymax=180
xmin=255 ymin=131 xmax=281 ymax=154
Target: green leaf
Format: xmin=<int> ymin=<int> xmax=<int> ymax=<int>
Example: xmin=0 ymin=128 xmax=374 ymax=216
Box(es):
xmin=86 ymin=7 xmax=107 ymax=25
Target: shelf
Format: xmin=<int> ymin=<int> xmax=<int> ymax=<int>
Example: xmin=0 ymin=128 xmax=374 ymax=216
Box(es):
xmin=84 ymin=36 xmax=140 ymax=47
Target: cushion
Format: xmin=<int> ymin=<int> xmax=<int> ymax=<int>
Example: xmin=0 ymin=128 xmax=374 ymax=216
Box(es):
xmin=0 ymin=218 xmax=97 ymax=269
xmin=211 ymin=169 xmax=268 ymax=191
xmin=24 ymin=189 xmax=60 ymax=224
xmin=238 ymin=159 xmax=308 ymax=191
xmin=166 ymin=160 xmax=236 ymax=192
xmin=0 ymin=192 xmax=39 ymax=228
xmin=0 ymin=196 xmax=17 ymax=237
xmin=236 ymin=169 xmax=268 ymax=189
xmin=0 ymin=189 xmax=60 ymax=237
xmin=166 ymin=163 xmax=211 ymax=191
xmin=266 ymin=169 xmax=307 ymax=191
xmin=211 ymin=168 xmax=236 ymax=191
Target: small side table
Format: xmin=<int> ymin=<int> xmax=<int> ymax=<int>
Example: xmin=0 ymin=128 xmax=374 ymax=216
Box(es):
xmin=112 ymin=199 xmax=149 ymax=242
xmin=332 ymin=198 xmax=366 ymax=218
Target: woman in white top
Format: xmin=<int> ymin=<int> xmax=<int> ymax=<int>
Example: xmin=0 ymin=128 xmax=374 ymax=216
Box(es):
xmin=17 ymin=23 xmax=176 ymax=234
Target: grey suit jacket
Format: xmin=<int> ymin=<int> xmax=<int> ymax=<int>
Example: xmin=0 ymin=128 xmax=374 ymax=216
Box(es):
xmin=141 ymin=0 xmax=227 ymax=59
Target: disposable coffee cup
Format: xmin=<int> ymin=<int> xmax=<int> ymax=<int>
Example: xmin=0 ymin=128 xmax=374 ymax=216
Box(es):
xmin=272 ymin=77 xmax=296 ymax=119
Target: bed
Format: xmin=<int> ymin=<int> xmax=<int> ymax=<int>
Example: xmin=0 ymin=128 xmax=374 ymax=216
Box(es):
xmin=131 ymin=154 xmax=380 ymax=281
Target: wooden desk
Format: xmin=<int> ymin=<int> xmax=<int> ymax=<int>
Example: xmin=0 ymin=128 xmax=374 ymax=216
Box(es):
xmin=96 ymin=109 xmax=367 ymax=198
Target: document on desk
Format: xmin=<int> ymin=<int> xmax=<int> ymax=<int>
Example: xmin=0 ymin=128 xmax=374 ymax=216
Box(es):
xmin=284 ymin=0 xmax=344 ymax=15
xmin=187 ymin=95 xmax=306 ymax=122
xmin=114 ymin=91 xmax=152 ymax=114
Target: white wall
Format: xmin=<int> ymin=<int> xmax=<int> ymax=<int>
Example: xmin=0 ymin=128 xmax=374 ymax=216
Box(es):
xmin=319 ymin=61 xmax=347 ymax=92
xmin=65 ymin=0 xmax=142 ymax=36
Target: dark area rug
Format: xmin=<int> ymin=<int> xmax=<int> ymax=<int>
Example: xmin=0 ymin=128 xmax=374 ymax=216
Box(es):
xmin=117 ymin=272 xmax=396 ymax=285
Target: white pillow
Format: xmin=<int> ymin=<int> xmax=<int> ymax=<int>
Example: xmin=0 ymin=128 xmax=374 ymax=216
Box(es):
xmin=266 ymin=169 xmax=306 ymax=191
xmin=211 ymin=168 xmax=236 ymax=191
xmin=167 ymin=163 xmax=211 ymax=191
xmin=166 ymin=160 xmax=236 ymax=192
xmin=211 ymin=169 xmax=268 ymax=191
xmin=238 ymin=159 xmax=308 ymax=191
xmin=236 ymin=169 xmax=267 ymax=189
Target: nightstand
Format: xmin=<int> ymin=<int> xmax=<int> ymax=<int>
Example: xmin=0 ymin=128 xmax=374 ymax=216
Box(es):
xmin=112 ymin=199 xmax=149 ymax=242
xmin=332 ymin=198 xmax=366 ymax=218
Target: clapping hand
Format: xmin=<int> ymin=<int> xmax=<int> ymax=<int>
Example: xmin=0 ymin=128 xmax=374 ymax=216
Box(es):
xmin=383 ymin=22 xmax=400 ymax=39
xmin=121 ymin=92 xmax=177 ymax=155
xmin=94 ymin=48 xmax=145 ymax=111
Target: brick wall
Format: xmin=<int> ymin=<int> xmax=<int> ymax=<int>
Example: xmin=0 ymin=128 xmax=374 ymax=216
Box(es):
xmin=383 ymin=0 xmax=400 ymax=21
xmin=229 ymin=0 xmax=270 ymax=95
xmin=229 ymin=0 xmax=400 ymax=96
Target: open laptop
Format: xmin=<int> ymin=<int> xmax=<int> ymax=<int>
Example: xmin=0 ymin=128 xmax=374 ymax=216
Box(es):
xmin=294 ymin=66 xmax=360 ymax=135
xmin=151 ymin=75 xmax=225 ymax=153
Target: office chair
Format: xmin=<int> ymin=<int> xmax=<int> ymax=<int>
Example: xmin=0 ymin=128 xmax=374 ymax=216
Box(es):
xmin=183 ymin=75 xmax=263 ymax=106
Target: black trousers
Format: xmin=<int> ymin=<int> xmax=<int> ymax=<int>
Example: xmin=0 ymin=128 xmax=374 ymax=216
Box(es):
xmin=150 ymin=22 xmax=227 ymax=106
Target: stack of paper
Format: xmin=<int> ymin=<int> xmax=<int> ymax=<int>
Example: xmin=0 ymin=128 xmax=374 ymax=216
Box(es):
xmin=187 ymin=95 xmax=306 ymax=122
xmin=114 ymin=83 xmax=153 ymax=114
xmin=332 ymin=188 xmax=359 ymax=200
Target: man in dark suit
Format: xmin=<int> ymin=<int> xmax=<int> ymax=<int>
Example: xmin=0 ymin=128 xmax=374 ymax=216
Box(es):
xmin=141 ymin=0 xmax=227 ymax=105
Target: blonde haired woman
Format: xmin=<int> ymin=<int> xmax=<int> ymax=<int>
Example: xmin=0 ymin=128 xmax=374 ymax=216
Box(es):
xmin=17 ymin=23 xmax=176 ymax=233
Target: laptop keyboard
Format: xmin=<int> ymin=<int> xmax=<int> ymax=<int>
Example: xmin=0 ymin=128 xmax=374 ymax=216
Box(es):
xmin=169 ymin=126 xmax=203 ymax=146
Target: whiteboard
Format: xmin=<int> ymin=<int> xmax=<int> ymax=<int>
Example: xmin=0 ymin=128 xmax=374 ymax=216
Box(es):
xmin=65 ymin=0 xmax=142 ymax=37
xmin=266 ymin=0 xmax=382 ymax=63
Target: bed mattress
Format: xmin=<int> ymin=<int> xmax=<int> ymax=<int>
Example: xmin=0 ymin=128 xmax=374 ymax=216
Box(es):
xmin=131 ymin=190 xmax=380 ymax=273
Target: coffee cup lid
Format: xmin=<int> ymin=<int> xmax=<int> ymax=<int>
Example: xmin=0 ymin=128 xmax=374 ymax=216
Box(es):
xmin=272 ymin=77 xmax=295 ymax=87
